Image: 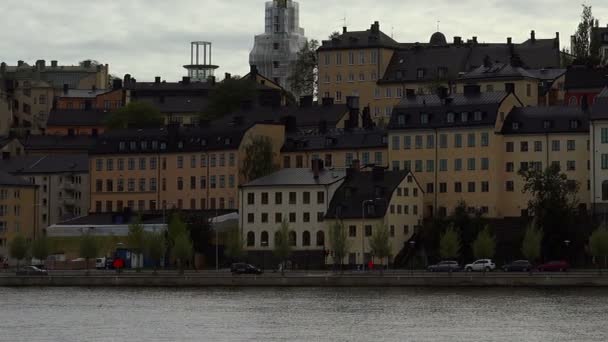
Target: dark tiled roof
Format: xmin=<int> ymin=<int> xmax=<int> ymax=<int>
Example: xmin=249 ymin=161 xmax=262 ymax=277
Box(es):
xmin=590 ymin=87 xmax=608 ymax=120
xmin=281 ymin=129 xmax=387 ymax=152
xmin=127 ymin=81 xmax=213 ymax=92
xmin=501 ymin=106 xmax=589 ymax=134
xmin=325 ymin=169 xmax=413 ymax=219
xmin=318 ymin=23 xmax=399 ymax=51
xmin=21 ymin=135 xmax=97 ymax=152
xmin=0 ymin=171 xmax=35 ymax=187
xmin=243 ymin=168 xmax=346 ymax=187
xmin=138 ymin=96 xmax=208 ymax=114
xmin=526 ymin=68 xmax=567 ymax=81
xmin=564 ymin=67 xmax=608 ymax=90
xmin=459 ymin=63 xmax=537 ymax=80
xmin=0 ymin=154 xmax=89 ymax=174
xmin=59 ymin=89 xmax=111 ymax=98
xmin=388 ymin=92 xmax=513 ymax=130
xmin=47 ymin=109 xmax=111 ymax=127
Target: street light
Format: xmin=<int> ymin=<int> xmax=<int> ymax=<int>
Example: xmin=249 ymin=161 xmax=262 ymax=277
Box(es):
xmin=361 ymin=197 xmax=387 ymax=272
xmin=409 ymin=240 xmax=416 ymax=275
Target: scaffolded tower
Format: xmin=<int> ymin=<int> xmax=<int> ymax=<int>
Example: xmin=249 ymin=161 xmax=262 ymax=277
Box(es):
xmin=184 ymin=41 xmax=218 ymax=82
xmin=249 ymin=0 xmax=307 ymax=95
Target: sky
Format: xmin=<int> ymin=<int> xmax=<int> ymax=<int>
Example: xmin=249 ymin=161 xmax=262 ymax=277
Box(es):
xmin=1 ymin=0 xmax=607 ymax=82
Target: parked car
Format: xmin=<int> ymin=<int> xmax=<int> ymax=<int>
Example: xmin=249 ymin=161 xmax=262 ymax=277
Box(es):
xmin=464 ymin=259 xmax=496 ymax=272
xmin=95 ymin=257 xmax=106 ymax=270
xmin=537 ymin=260 xmax=569 ymax=272
xmin=105 ymin=258 xmax=115 ymax=269
xmin=427 ymin=261 xmax=461 ymax=272
xmin=16 ymin=266 xmax=48 ymax=276
xmin=231 ymin=263 xmax=263 ymax=275
xmin=502 ymin=260 xmax=533 ymax=272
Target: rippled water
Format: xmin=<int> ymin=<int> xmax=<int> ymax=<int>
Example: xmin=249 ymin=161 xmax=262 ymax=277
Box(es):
xmin=0 ymin=287 xmax=607 ymax=342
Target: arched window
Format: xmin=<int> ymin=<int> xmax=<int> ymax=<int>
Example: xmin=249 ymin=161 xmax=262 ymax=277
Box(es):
xmin=316 ymin=231 xmax=325 ymax=247
xmin=302 ymin=231 xmax=311 ymax=246
xmin=261 ymin=231 xmax=269 ymax=247
xmin=246 ymin=232 xmax=255 ymax=247
xmin=289 ymin=231 xmax=297 ymax=246
xmin=568 ymin=96 xmax=578 ymax=106
xmin=602 ymin=181 xmax=608 ymax=201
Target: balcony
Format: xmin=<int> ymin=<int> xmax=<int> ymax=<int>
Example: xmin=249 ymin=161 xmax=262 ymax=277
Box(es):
xmin=63 ymin=182 xmax=75 ymax=192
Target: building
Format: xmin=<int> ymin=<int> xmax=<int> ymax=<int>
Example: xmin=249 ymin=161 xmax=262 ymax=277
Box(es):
xmin=0 ymin=89 xmax=10 ymax=136
xmin=55 ymin=84 xmax=124 ymax=111
xmin=20 ymin=135 xmax=96 ymax=155
xmin=0 ymin=155 xmax=89 ymax=230
xmin=239 ymin=163 xmax=345 ymax=268
xmin=250 ymin=0 xmax=307 ymax=96
xmin=324 ymin=166 xmax=424 ymax=266
xmin=590 ymin=87 xmax=608 ymax=215
xmin=318 ymin=23 xmax=561 ymax=122
xmin=0 ymin=171 xmax=38 ymax=258
xmin=0 ymin=60 xmax=109 ymax=133
xmin=88 ymin=123 xmax=285 ymax=213
xmin=46 ymin=109 xmax=110 ymax=136
xmin=564 ymin=66 xmax=608 ymax=106
xmin=591 ymin=24 xmax=608 ymax=64
xmin=0 ymin=137 xmax=23 ymax=159
xmin=387 ymin=87 xmax=522 ymax=218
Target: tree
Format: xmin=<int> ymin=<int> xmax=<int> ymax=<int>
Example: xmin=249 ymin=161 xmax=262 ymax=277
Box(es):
xmin=329 ymin=31 xmax=341 ymax=40
xmin=168 ymin=214 xmax=188 ymax=247
xmin=273 ymin=221 xmax=292 ymax=276
xmin=472 ymin=226 xmax=496 ymax=273
xmin=31 ymin=236 xmax=50 ymax=265
xmin=172 ymin=233 xmax=193 ymax=275
xmin=9 ymin=234 xmax=28 ymax=270
xmin=79 ymin=233 xmax=99 ymax=275
xmin=589 ymin=225 xmax=608 ymax=274
xmin=521 ymin=221 xmax=543 ymax=270
xmin=288 ymin=39 xmax=319 ymax=99
xmin=571 ymin=5 xmax=600 ymax=64
xmin=144 ymin=231 xmax=165 ymax=274
xmin=240 ymin=136 xmax=278 ymax=182
xmin=439 ymin=225 xmax=461 ymax=261
xmin=328 ymin=221 xmax=349 ymax=272
xmin=204 ymin=77 xmax=256 ymax=120
xmin=519 ymin=164 xmax=580 ymax=260
xmin=369 ymin=224 xmax=392 ymax=274
xmin=224 ymin=226 xmax=245 ymax=262
xmin=127 ymin=217 xmax=146 ymax=271
xmin=104 ymin=101 xmax=164 ymax=129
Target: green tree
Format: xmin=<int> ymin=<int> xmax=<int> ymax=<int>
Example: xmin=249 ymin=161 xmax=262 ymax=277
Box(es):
xmin=589 ymin=225 xmax=608 ymax=274
xmin=571 ymin=5 xmax=600 ymax=64
xmin=204 ymin=77 xmax=256 ymax=120
xmin=273 ymin=221 xmax=292 ymax=276
xmin=172 ymin=233 xmax=193 ymax=275
xmin=472 ymin=226 xmax=496 ymax=273
xmin=31 ymin=236 xmax=50 ymax=265
xmin=104 ymin=101 xmax=164 ymax=129
xmin=329 ymin=31 xmax=341 ymax=39
xmin=521 ymin=221 xmax=543 ymax=269
xmin=369 ymin=224 xmax=392 ymax=274
xmin=144 ymin=231 xmax=165 ymax=274
xmin=288 ymin=39 xmax=319 ymax=99
xmin=519 ymin=164 xmax=579 ymax=260
xmin=328 ymin=221 xmax=349 ymax=272
xmin=168 ymin=214 xmax=188 ymax=247
xmin=127 ymin=217 xmax=146 ymax=271
xmin=79 ymin=233 xmax=99 ymax=275
xmin=439 ymin=225 xmax=461 ymax=261
xmin=240 ymin=136 xmax=278 ymax=182
xmin=224 ymin=226 xmax=245 ymax=262
xmin=9 ymin=234 xmax=28 ymax=270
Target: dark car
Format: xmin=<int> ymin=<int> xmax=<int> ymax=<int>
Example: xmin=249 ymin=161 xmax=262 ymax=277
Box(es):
xmin=427 ymin=261 xmax=461 ymax=272
xmin=537 ymin=260 xmax=569 ymax=272
xmin=16 ymin=266 xmax=48 ymax=276
xmin=231 ymin=263 xmax=263 ymax=275
xmin=503 ymin=260 xmax=533 ymax=272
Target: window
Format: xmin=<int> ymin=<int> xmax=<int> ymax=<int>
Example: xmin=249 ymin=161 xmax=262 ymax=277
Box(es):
xmin=461 ymin=112 xmax=469 ymax=122
xmin=420 ymin=113 xmax=429 ymax=124
xmin=349 ymin=225 xmax=357 ymax=237
xmin=416 ymin=68 xmax=425 ymax=79
xmin=177 ymin=177 xmax=183 ymax=190
xmin=439 ymin=159 xmax=448 ymax=172
xmin=128 ymin=179 xmax=135 ymax=192
xmin=474 ymin=111 xmax=482 ymax=121
xmin=229 ymin=175 xmax=235 ymax=188
xmin=439 ymin=183 xmax=447 ymax=193
xmin=275 ymin=213 xmax=282 ymax=223
xmin=447 ymin=112 xmax=455 ymax=123
xmin=348 ymin=51 xmax=354 ymax=65
xmin=426 ymin=135 xmax=435 ymax=149
xmin=371 ymin=50 xmax=378 ymax=64
xmin=454 ymin=159 xmax=462 ymax=171
xmin=96 ymin=180 xmax=103 ymax=192
xmin=481 ymin=158 xmax=489 ymax=171
xmin=426 ymin=183 xmax=434 ymax=193
xmin=210 ymin=154 xmax=216 ymax=167
xmin=289 ymin=213 xmax=296 ymax=223
xmin=106 ymin=159 xmax=114 ymax=171
xmin=275 ymin=192 xmax=282 ymax=205
xmin=454 ymin=134 xmax=462 ymax=148
xmin=139 ymin=158 xmax=146 ymax=170
xmin=210 ymin=176 xmax=216 ymax=189
xmin=506 ymin=162 xmax=514 ymax=172
xmin=602 ymin=154 xmax=608 ymax=170
xmin=532 ymin=141 xmax=542 ymax=152
xmin=506 ymin=181 xmax=514 ymax=192
xmin=467 ymin=158 xmax=476 ymax=171
xmin=520 ymin=141 xmax=528 ymax=152
xmin=567 ymin=161 xmax=576 ymax=171
xmin=404 ymin=136 xmax=411 ymax=149
xmin=439 ymin=134 xmax=448 ymax=148
xmin=567 ymin=140 xmax=576 ymax=151
xmin=467 ymin=133 xmax=476 ymax=147
xmin=552 ymin=140 xmax=560 ymax=151
xmin=95 ymin=159 xmax=103 ymax=171
xmin=415 ymin=160 xmax=423 ymax=172
xmin=317 ymin=212 xmax=325 ymax=222
xmin=219 ymin=175 xmax=225 ymax=188
xmin=247 ymin=213 xmax=254 ymax=223
xmin=415 ymin=135 xmax=423 ymax=149
xmin=426 ymin=160 xmax=434 ymax=172
xmin=481 ymin=181 xmax=489 ymax=192
xmin=468 ymin=182 xmax=476 ymax=193
xmin=375 ymin=152 xmax=383 ymax=165
xmin=454 ymin=182 xmax=462 ymax=193
xmin=336 ymin=52 xmax=342 ymax=65
xmin=324 ymin=52 xmax=331 ymax=65
xmin=316 ymin=231 xmax=325 ymax=246
xmin=481 ymin=133 xmax=489 ymax=147
xmin=317 ymin=191 xmax=325 ymax=204
xmin=602 ymin=128 xmax=608 ymax=143
xmin=526 ymin=83 xmax=532 ymax=97
xmin=365 ymin=225 xmax=373 ymax=237
xmin=506 ymin=142 xmax=514 ymax=152
xmin=336 ymin=91 xmax=342 ymax=102
xmin=392 ymin=136 xmax=400 ymax=150
xmin=303 ymin=212 xmax=310 ymax=223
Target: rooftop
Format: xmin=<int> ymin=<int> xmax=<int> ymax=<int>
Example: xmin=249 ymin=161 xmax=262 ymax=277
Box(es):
xmin=564 ymin=67 xmax=608 ymax=90
xmin=21 ymin=135 xmax=96 ymax=152
xmin=459 ymin=62 xmax=538 ymax=80
xmin=282 ymin=129 xmax=387 ymax=152
xmin=318 ymin=22 xmax=399 ymax=51
xmin=501 ymin=106 xmax=589 ymax=134
xmin=58 ymin=89 xmax=112 ymax=98
xmin=243 ymin=168 xmax=346 ymax=187
xmin=0 ymin=171 xmax=35 ymax=187
xmin=0 ymin=154 xmax=89 ymax=174
xmin=47 ymin=109 xmax=111 ymax=127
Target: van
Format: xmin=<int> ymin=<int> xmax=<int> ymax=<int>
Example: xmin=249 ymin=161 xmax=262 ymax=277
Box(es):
xmin=95 ymin=257 xmax=106 ymax=270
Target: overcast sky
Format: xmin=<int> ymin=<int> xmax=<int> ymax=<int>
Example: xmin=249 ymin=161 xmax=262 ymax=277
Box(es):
xmin=1 ymin=0 xmax=607 ymax=83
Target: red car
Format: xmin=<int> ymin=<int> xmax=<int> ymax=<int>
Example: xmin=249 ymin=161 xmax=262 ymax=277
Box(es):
xmin=537 ymin=260 xmax=569 ymax=272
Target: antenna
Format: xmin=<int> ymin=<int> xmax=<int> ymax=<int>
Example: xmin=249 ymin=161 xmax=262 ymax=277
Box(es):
xmin=437 ymin=20 xmax=440 ymax=32
xmin=391 ymin=26 xmax=394 ymax=39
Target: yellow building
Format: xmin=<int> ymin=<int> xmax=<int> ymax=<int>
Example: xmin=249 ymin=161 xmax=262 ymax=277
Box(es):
xmin=0 ymin=171 xmax=38 ymax=258
xmin=324 ymin=167 xmax=424 ymax=266
xmin=89 ymin=123 xmax=285 ymax=213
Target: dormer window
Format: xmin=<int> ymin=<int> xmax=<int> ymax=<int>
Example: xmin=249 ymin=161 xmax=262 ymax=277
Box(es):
xmin=225 ymin=138 xmax=232 ymax=145
xmin=543 ymin=120 xmax=552 ymax=129
xmin=512 ymin=122 xmax=520 ymax=130
xmin=416 ymin=68 xmax=425 ymax=79
xmin=129 ymin=141 xmax=136 ymax=150
xmin=381 ymin=135 xmax=388 ymax=144
xmin=118 ymin=141 xmax=125 ymax=151
xmin=447 ymin=112 xmax=455 ymax=123
xmin=201 ymin=139 xmax=207 ymax=147
xmin=420 ymin=113 xmax=429 ymax=124
xmin=474 ymin=111 xmax=482 ymax=121
xmin=151 ymin=141 xmax=158 ymax=150
xmin=160 ymin=142 xmax=167 ymax=150
xmin=398 ymin=115 xmax=406 ymax=126
xmin=461 ymin=112 xmax=469 ymax=122
xmin=177 ymin=141 xmax=183 ymax=149
xmin=140 ymin=141 xmax=148 ymax=150
xmin=569 ymin=120 xmax=580 ymax=129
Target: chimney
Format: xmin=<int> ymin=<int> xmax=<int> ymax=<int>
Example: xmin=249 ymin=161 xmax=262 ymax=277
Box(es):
xmin=321 ymin=97 xmax=334 ymax=106
xmin=463 ymin=84 xmax=481 ymax=96
xmin=530 ymin=30 xmax=536 ymax=42
xmin=472 ymin=36 xmax=478 ymax=44
xmin=554 ymin=32 xmax=560 ymax=48
xmin=225 ymin=72 xmax=231 ymax=80
xmin=371 ymin=21 xmax=380 ymax=34
xmin=63 ymin=84 xmax=69 ymax=95
xmin=343 ymin=26 xmax=347 ymax=34
xmin=300 ymin=95 xmax=313 ymax=107
xmin=182 ymin=76 xmax=190 ymax=84
xmin=507 ymin=37 xmax=512 ymax=45
xmin=36 ymin=60 xmax=46 ymax=70
xmin=0 ymin=62 xmax=5 ymax=73
xmin=17 ymin=60 xmax=24 ymax=67
xmin=154 ymin=76 xmax=161 ymax=84
xmin=250 ymin=64 xmax=258 ymax=76
xmin=51 ymin=60 xmax=58 ymax=67
xmin=453 ymin=36 xmax=462 ymax=45
xmin=406 ymin=89 xmax=416 ymax=98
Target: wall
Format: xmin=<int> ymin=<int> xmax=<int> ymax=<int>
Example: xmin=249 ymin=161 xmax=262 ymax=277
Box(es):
xmin=456 ymin=79 xmax=539 ymax=107
xmin=281 ymin=147 xmax=387 ymax=170
xmin=0 ymin=185 xmax=37 ymax=258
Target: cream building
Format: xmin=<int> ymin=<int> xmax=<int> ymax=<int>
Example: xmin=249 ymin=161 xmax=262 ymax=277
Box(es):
xmin=590 ymin=88 xmax=608 ymax=215
xmin=0 ymin=171 xmax=38 ymax=259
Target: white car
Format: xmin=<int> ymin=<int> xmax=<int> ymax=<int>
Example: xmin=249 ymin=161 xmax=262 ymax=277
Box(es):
xmin=464 ymin=259 xmax=496 ymax=272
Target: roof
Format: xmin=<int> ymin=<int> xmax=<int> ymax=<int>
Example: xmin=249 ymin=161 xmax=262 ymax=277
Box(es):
xmin=127 ymin=81 xmax=213 ymax=92
xmin=590 ymin=87 xmax=608 ymax=120
xmin=0 ymin=171 xmax=34 ymax=187
xmin=0 ymin=155 xmax=89 ymax=174
xmin=47 ymin=109 xmax=111 ymax=127
xmin=388 ymin=92 xmax=513 ymax=130
xmin=459 ymin=62 xmax=537 ymax=81
xmin=138 ymin=96 xmax=208 ymax=114
xmin=52 ymin=209 xmax=236 ymax=226
xmin=564 ymin=67 xmax=608 ymax=90
xmin=21 ymin=135 xmax=96 ymax=152
xmin=318 ymin=22 xmax=399 ymax=51
xmin=526 ymin=68 xmax=567 ymax=81
xmin=58 ymin=89 xmax=111 ymax=98
xmin=282 ymin=129 xmax=387 ymax=152
xmin=243 ymin=168 xmax=346 ymax=187
xmin=325 ymin=169 xmax=413 ymax=219
xmin=501 ymin=106 xmax=589 ymax=134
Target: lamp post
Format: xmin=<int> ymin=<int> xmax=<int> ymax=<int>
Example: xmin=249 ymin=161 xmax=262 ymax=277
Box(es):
xmin=409 ymin=240 xmax=416 ymax=275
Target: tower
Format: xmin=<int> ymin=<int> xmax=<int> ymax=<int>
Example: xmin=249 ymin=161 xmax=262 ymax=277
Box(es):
xmin=249 ymin=0 xmax=307 ymax=96
xmin=183 ymin=41 xmax=218 ymax=82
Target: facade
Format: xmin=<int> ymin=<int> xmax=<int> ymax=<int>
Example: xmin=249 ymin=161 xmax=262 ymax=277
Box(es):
xmin=590 ymin=88 xmax=608 ymax=214
xmin=0 ymin=90 xmax=10 ymax=136
xmin=0 ymin=155 xmax=89 ymax=230
xmin=55 ymin=87 xmax=124 ymax=111
xmin=325 ymin=167 xmax=424 ymax=266
xmin=564 ymin=66 xmax=608 ymax=107
xmin=249 ymin=0 xmax=307 ymax=96
xmin=89 ymin=123 xmax=285 ymax=213
xmin=591 ymin=25 xmax=608 ymax=64
xmin=46 ymin=109 xmax=109 ymax=136
xmin=0 ymin=171 xmax=38 ymax=258
xmin=239 ymin=164 xmax=345 ymax=268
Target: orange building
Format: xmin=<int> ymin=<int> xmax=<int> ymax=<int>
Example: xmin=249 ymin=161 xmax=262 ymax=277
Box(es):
xmin=55 ymin=87 xmax=124 ymax=111
xmin=46 ymin=109 xmax=109 ymax=136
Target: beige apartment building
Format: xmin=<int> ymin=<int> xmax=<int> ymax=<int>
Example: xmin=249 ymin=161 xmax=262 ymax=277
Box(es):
xmin=89 ymin=123 xmax=285 ymax=213
xmin=0 ymin=171 xmax=38 ymax=259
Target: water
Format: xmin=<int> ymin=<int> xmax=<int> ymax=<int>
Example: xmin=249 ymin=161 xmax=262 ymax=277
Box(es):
xmin=0 ymin=287 xmax=607 ymax=342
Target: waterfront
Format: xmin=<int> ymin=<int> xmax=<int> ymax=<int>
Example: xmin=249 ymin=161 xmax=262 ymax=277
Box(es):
xmin=0 ymin=287 xmax=607 ymax=341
